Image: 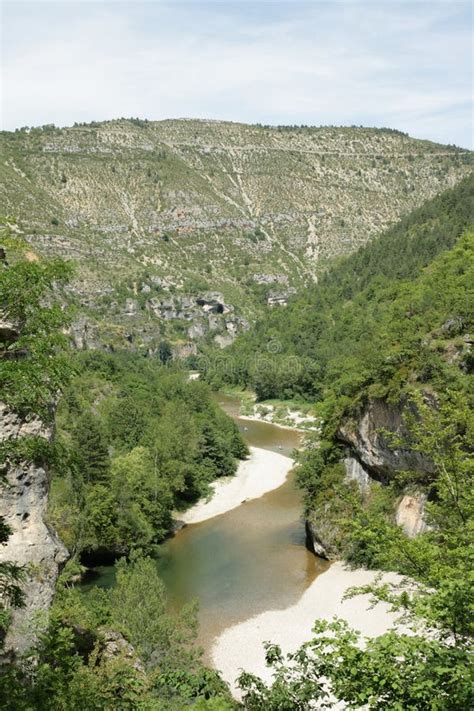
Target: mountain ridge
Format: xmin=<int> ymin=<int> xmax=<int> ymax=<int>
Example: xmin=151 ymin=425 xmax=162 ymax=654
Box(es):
xmin=1 ymin=118 xmax=471 ymax=352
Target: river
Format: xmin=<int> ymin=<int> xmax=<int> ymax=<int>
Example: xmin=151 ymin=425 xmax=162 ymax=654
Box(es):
xmin=82 ymin=392 xmax=329 ymax=663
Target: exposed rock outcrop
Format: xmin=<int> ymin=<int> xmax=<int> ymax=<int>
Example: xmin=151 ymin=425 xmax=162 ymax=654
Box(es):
xmin=0 ymin=404 xmax=68 ymax=654
xmin=196 ymin=291 xmax=231 ymax=315
xmin=395 ymin=492 xmax=429 ymax=538
xmin=343 ymin=454 xmax=371 ymax=494
xmin=267 ymin=288 xmax=297 ymax=307
xmin=100 ymin=630 xmax=145 ymax=672
xmin=306 ymin=398 xmax=435 ymax=560
xmin=0 ymin=316 xmax=21 ymax=345
xmin=338 ymin=398 xmax=434 ymax=482
xmin=70 ymin=625 xmax=144 ymax=672
xmin=305 ymin=519 xmax=339 ymax=561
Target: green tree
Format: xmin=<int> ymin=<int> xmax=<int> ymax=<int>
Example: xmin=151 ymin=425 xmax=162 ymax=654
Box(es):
xmin=0 ymin=226 xmax=71 ymax=648
xmin=158 ymin=340 xmax=173 ymax=365
xmin=110 ymin=447 xmax=173 ymax=547
xmin=110 ymin=553 xmax=198 ymax=670
xmin=106 ymin=396 xmax=146 ymax=450
xmin=239 ymin=393 xmax=474 ymax=709
xmin=72 ymin=411 xmax=110 ymax=484
xmin=239 ymin=619 xmax=473 ymax=710
xmin=0 ymin=225 xmax=72 ymax=419
xmin=0 ymin=517 xmax=25 ymax=643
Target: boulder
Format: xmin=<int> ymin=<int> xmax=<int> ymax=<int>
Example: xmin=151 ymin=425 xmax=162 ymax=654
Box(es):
xmin=0 ymin=315 xmax=20 ymax=344
xmin=124 ymin=298 xmax=138 ymax=316
xmin=305 ymin=519 xmax=339 ymax=561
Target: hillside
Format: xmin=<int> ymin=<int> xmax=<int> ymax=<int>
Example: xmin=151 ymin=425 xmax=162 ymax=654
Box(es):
xmin=203 ymin=173 xmax=473 ymax=558
xmin=205 ymin=173 xmax=474 ymax=400
xmin=1 ymin=119 xmax=471 ymax=353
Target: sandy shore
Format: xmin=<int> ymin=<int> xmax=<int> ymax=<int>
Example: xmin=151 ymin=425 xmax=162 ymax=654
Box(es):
xmin=179 ymin=447 xmax=293 ymax=524
xmin=211 ymin=562 xmax=403 ymax=697
xmin=238 ymin=413 xmax=310 ymax=433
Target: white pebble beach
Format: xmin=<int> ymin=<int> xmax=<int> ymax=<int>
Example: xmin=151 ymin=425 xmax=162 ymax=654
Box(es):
xmin=179 ymin=446 xmax=294 ymax=524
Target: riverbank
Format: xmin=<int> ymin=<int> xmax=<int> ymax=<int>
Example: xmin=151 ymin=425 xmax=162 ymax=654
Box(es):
xmin=211 ymin=561 xmax=402 ymax=697
xmin=179 ymin=446 xmax=294 ymax=524
xmin=238 ymin=413 xmax=309 ymax=433
xmin=240 ymin=407 xmax=319 ymax=432
xmin=218 ymin=386 xmax=320 ymax=432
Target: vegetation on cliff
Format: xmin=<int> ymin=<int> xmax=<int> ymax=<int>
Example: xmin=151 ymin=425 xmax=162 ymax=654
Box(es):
xmin=0 ymin=224 xmax=72 ymax=643
xmin=0 ymin=227 xmax=243 ymax=709
xmin=2 ymin=552 xmax=236 ymax=710
xmin=238 ymin=393 xmax=474 ymax=709
xmin=202 ymin=176 xmax=474 ymax=707
xmin=48 ymin=350 xmax=247 ymax=560
xmin=1 ymin=119 xmax=470 ymax=350
xmin=1 ymin=159 xmax=473 ymax=708
xmin=202 ymin=173 xmax=473 ymax=404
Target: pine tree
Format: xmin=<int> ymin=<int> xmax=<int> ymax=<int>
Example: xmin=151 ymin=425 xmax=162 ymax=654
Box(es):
xmin=72 ymin=411 xmax=110 ymax=483
xmin=158 ymin=340 xmax=172 ymax=365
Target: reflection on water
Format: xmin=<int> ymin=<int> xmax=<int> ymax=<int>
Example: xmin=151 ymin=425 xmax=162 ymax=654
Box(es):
xmin=156 ymin=393 xmax=328 ymax=657
xmin=214 ymin=392 xmax=301 ymax=458
xmin=82 ymin=391 xmax=329 ymax=659
xmin=157 ymin=472 xmax=328 ymax=657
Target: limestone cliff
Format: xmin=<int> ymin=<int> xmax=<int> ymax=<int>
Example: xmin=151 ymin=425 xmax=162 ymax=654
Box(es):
xmin=307 ymin=398 xmax=432 ymax=559
xmin=337 ymin=398 xmax=434 ymax=482
xmin=0 ymin=404 xmax=68 ymax=654
xmin=2 ymin=120 xmax=470 ymax=352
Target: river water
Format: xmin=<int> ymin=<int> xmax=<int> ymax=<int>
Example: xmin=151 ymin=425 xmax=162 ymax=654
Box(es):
xmin=82 ymin=392 xmax=329 ymax=661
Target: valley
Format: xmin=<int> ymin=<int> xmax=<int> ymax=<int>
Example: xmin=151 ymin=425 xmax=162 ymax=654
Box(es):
xmin=1 ymin=120 xmax=471 ymax=353
xmin=0 ymin=136 xmax=472 ymax=710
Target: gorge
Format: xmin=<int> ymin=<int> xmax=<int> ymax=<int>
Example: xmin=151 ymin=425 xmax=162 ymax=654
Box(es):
xmin=0 ymin=140 xmax=472 ymax=710
xmin=79 ymin=391 xmax=407 ymax=698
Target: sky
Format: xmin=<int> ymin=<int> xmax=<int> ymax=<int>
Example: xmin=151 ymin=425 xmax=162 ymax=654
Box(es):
xmin=1 ymin=0 xmax=472 ymax=147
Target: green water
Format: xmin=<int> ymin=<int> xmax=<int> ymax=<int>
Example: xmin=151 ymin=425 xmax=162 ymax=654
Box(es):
xmin=82 ymin=392 xmax=328 ymax=658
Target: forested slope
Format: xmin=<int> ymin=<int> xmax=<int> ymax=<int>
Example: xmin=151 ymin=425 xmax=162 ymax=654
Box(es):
xmin=49 ymin=351 xmax=248 ymax=565
xmin=220 ymin=161 xmax=474 ymax=711
xmin=203 ymin=172 xmax=473 ymax=407
xmin=0 ymin=225 xmax=242 ymax=709
xmin=1 ymin=119 xmax=470 ymax=351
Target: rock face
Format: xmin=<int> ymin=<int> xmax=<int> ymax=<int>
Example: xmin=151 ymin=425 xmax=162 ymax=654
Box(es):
xmin=338 ymin=398 xmax=434 ymax=482
xmin=3 ymin=120 xmax=468 ymax=351
xmin=343 ymin=454 xmax=371 ymax=494
xmin=0 ymin=316 xmax=20 ymax=344
xmin=267 ymin=288 xmax=297 ymax=307
xmin=100 ymin=630 xmax=145 ymax=672
xmin=0 ymin=404 xmax=68 ymax=654
xmin=307 ymin=397 xmax=435 ymax=560
xmin=305 ymin=519 xmax=339 ymax=561
xmin=395 ymin=493 xmax=429 ymax=538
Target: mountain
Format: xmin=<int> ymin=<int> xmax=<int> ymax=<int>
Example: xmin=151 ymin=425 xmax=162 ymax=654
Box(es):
xmin=204 ymin=173 xmax=473 ymax=562
xmin=1 ymin=119 xmax=471 ymax=352
xmin=206 ymin=173 xmax=474 ymax=400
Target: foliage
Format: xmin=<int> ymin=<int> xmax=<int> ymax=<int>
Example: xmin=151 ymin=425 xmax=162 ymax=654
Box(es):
xmin=2 ymin=119 xmax=469 ymax=350
xmin=201 ymin=174 xmax=473 ymax=409
xmin=71 ymin=411 xmax=110 ymax=484
xmin=239 ymin=619 xmax=473 ymax=710
xmin=239 ymin=391 xmax=474 ymax=708
xmin=110 ymin=553 xmax=198 ymax=669
xmin=0 ymin=227 xmax=72 ymax=644
xmin=0 ymin=225 xmax=73 ymax=419
xmin=0 ymin=553 xmax=236 ymax=709
xmin=0 ymin=517 xmax=25 ymax=640
xmin=48 ymin=351 xmax=248 ymax=559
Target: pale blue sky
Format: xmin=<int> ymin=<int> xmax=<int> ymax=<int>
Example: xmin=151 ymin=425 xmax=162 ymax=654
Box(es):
xmin=2 ymin=0 xmax=472 ymax=147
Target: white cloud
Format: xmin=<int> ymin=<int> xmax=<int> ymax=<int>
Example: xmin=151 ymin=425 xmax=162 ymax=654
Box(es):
xmin=1 ymin=0 xmax=472 ymax=147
